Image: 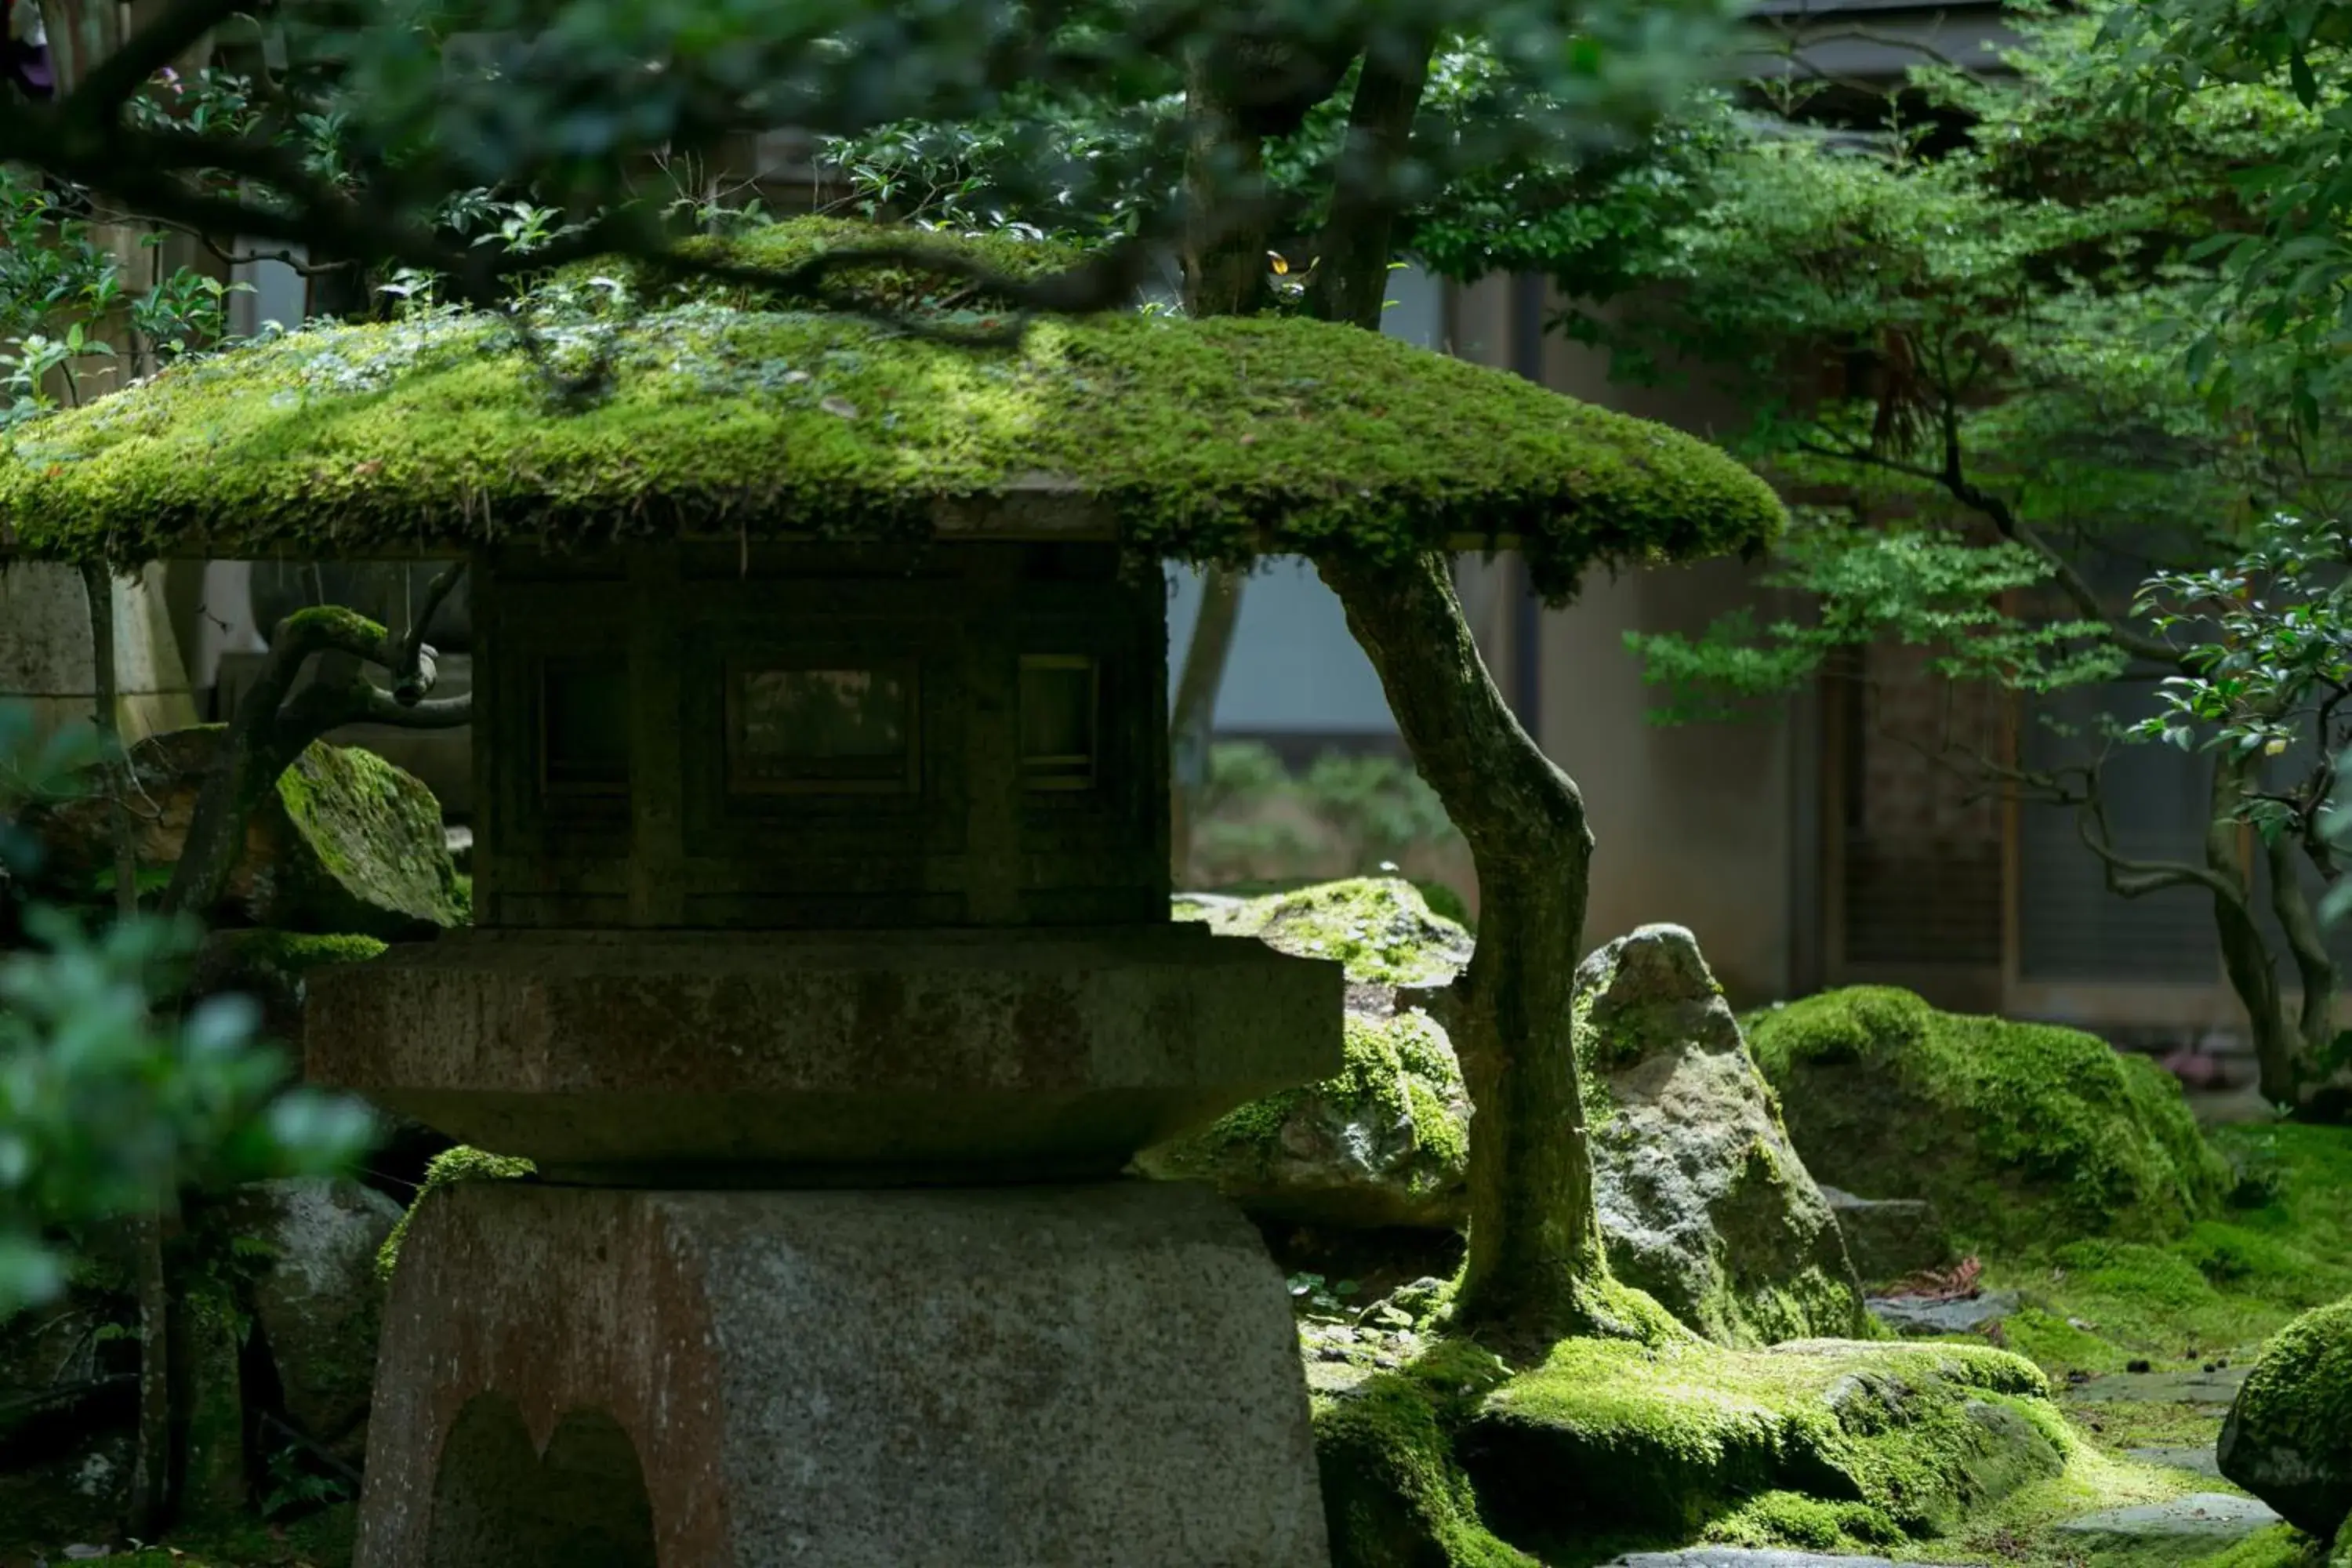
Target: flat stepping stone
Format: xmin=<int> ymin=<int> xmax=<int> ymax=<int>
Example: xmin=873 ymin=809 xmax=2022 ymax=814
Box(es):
xmin=2129 ymin=1446 xmax=2223 ymax=1478
xmin=2056 ymin=1493 xmax=2281 ymax=1541
xmin=2071 ymin=1367 xmax=2249 ymax=1405
xmin=1866 ymin=1290 xmax=2020 ymax=1337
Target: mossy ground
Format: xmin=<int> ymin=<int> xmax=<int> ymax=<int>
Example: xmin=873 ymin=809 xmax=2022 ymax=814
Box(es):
xmin=1992 ymin=1125 xmax=2352 ymax=1377
xmin=1306 ymin=1117 xmax=2352 ymax=1568
xmin=1316 ymin=1331 xmax=2234 ymax=1568
xmin=0 ymin=1505 xmax=354 ymax=1568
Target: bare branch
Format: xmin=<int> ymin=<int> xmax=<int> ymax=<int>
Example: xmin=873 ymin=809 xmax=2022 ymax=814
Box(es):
xmin=195 ymin=234 xmax=355 ymax=278
xmin=391 ymin=561 xmax=466 ymax=704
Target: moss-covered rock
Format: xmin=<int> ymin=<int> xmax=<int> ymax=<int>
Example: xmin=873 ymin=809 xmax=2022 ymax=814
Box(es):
xmin=191 ymin=928 xmax=390 ymax=1048
xmin=1138 ymin=1009 xmax=1470 ymax=1228
xmin=214 ymin=1177 xmax=404 ymax=1462
xmin=1145 ymin=880 xmax=1473 ymax=1225
xmin=375 ymin=1146 xmax=535 ymax=1285
xmin=1458 ymin=1337 xmax=2067 ymax=1550
xmin=1316 ymin=1342 xmax=1535 ymax=1568
xmin=269 ymin=739 xmax=467 ymax=936
xmin=27 ymin=727 xmax=463 ymax=938
xmin=0 ymin=222 xmax=1784 ymax=603
xmin=1575 ymin=926 xmax=1869 ymax=1347
xmin=1176 ymin=878 xmax=1474 ymax=989
xmin=2218 ymin=1298 xmax=2352 ymax=1537
xmin=1746 ymin=987 xmax=2231 ymax=1254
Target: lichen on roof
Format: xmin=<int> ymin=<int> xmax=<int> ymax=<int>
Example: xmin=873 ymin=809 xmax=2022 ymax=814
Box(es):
xmin=0 ymin=220 xmax=1784 ymax=590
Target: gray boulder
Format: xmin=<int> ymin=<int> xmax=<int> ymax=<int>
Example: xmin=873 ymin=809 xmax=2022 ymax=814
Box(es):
xmin=1575 ymin=926 xmax=1871 ymax=1346
xmin=27 ymin=728 xmax=465 ymax=938
xmin=1867 ymin=1290 xmax=2021 ymax=1338
xmin=1820 ymin=1187 xmax=1951 ymax=1289
xmin=1139 ymin=880 xmax=1472 ymax=1228
xmin=2218 ymin=1297 xmax=2352 ymax=1539
xmin=217 ymin=1178 xmax=403 ymax=1459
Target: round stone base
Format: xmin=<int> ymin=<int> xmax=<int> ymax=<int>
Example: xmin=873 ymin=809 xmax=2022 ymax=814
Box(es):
xmin=355 ymin=1179 xmax=1331 ymax=1567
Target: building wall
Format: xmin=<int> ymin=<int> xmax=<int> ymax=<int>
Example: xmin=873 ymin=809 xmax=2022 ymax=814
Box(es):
xmin=1447 ymin=274 xmax=1809 ymax=1003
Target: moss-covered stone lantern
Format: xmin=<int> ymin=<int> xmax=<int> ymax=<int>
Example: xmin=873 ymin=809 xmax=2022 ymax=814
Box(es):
xmin=0 ymin=225 xmax=1783 ymax=1568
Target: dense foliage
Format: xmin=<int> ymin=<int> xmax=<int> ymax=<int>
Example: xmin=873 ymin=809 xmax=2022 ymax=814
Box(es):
xmin=1565 ymin=13 xmax=2352 ymax=1115
xmin=0 ymin=704 xmax=370 ymax=1314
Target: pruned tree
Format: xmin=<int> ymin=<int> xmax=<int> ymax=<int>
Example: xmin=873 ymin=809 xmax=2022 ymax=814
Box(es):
xmin=1579 ymin=14 xmax=2352 ymax=1116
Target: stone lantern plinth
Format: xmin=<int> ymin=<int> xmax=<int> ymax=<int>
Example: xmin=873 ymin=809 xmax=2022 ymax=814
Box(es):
xmin=306 ymin=540 xmax=1345 ymax=1566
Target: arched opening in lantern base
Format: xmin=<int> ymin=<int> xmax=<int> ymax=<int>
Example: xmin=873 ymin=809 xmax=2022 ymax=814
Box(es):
xmin=426 ymin=1393 xmax=657 ymax=1568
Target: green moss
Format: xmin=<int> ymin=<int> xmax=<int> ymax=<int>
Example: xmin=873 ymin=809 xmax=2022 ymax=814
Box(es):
xmin=1747 ymin=987 xmax=2231 ymax=1254
xmin=206 ymin=927 xmax=389 ymax=982
xmin=1200 ymin=877 xmax=1473 ymax=986
xmin=1708 ymin=1489 xmax=1904 ymax=1552
xmin=143 ymin=1505 xmax=357 ymax=1568
xmin=272 ymin=742 xmax=465 ymax=935
xmin=376 ymin=1146 xmax=535 ymax=1284
xmin=575 ymin=217 xmax=1094 ymax=317
xmin=2227 ymin=1297 xmax=2352 ymax=1531
xmin=1410 ymin=1079 xmax=1471 ymax=1171
xmin=1317 ymin=1344 xmax=1537 ymax=1568
xmin=1983 ymin=1129 xmax=2352 ymax=1376
xmin=2065 ymin=1400 xmax=2236 ymax=1453
xmin=0 ymin=227 xmax=1783 ymax=599
xmin=1142 ymin=1007 xmax=1469 ymax=1221
xmin=1466 ymin=1336 xmax=2062 ymax=1544
xmin=1906 ymin=1442 xmax=2236 ymax=1568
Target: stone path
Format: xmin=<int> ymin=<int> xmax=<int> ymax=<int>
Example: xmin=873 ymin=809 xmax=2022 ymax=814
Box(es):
xmin=1617 ymin=1550 xmax=1928 ymax=1568
xmin=2055 ymin=1493 xmax=2282 ymax=1541
xmin=2071 ymin=1366 xmax=2249 ymax=1404
xmin=1865 ymin=1290 xmax=2021 ymax=1336
xmin=2129 ymin=1445 xmax=2225 ymax=1479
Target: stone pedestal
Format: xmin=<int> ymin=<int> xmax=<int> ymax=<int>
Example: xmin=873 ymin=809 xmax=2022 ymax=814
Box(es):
xmin=307 ymin=929 xmax=1341 ymax=1184
xmin=355 ymin=1180 xmax=1331 ymax=1567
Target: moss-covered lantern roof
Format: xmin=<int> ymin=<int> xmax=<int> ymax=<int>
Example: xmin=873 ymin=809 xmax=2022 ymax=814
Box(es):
xmin=0 ymin=223 xmax=1784 ymax=598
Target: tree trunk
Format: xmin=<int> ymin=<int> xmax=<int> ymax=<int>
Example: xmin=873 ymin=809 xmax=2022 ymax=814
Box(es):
xmin=1305 ymin=31 xmax=1435 ymax=332
xmin=2205 ymin=753 xmax=2303 ymax=1107
xmin=2266 ymin=830 xmax=2342 ymax=1115
xmin=1316 ymin=550 xmax=1643 ymax=1347
xmin=1168 ymin=565 xmax=1247 ymax=883
xmin=82 ymin=564 xmax=173 ymax=1535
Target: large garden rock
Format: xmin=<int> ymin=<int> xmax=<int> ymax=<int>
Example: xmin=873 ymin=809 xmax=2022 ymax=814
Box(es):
xmin=26 ymin=727 xmax=465 ymax=938
xmin=1145 ymin=885 xmax=1866 ymax=1345
xmin=1457 ymin=1338 xmax=2067 ymax=1544
xmin=214 ymin=1177 xmax=404 ymax=1460
xmin=1575 ymin=927 xmax=1868 ymax=1346
xmin=1140 ymin=881 xmax=1469 ymax=1228
xmin=1746 ymin=989 xmax=2231 ymax=1253
xmin=2217 ymin=1297 xmax=2352 ymax=1538
xmin=1818 ymin=1189 xmax=1951 ymax=1289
